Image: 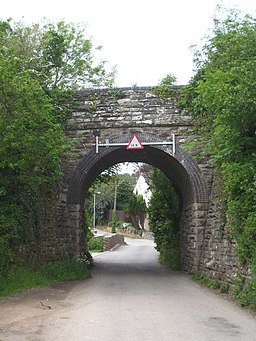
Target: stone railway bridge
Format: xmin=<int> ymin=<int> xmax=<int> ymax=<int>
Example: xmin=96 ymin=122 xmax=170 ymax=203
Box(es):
xmin=43 ymin=86 xmax=244 ymax=280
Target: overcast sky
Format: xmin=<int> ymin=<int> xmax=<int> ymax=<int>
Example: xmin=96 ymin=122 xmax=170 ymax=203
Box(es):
xmin=1 ymin=0 xmax=255 ymax=86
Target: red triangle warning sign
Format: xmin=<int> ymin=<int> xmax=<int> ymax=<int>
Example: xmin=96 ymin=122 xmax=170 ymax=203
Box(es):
xmin=126 ymin=134 xmax=144 ymax=150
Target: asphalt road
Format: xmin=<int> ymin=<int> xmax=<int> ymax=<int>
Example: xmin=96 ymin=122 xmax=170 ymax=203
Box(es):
xmin=0 ymin=238 xmax=255 ymax=341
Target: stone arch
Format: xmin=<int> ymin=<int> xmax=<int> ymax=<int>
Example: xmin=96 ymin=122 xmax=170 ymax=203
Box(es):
xmin=65 ymin=133 xmax=210 ymax=272
xmin=67 ymin=133 xmax=208 ymax=208
xmin=29 ymin=87 xmax=243 ymax=280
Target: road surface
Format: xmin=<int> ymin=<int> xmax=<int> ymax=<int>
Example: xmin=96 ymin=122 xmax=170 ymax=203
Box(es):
xmin=0 ymin=238 xmax=255 ymax=340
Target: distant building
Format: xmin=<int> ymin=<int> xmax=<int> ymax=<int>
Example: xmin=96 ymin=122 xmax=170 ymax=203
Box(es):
xmin=133 ymin=175 xmax=151 ymax=207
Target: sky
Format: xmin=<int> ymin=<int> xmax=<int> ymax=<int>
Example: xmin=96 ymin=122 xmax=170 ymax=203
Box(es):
xmin=1 ymin=0 xmax=255 ymax=86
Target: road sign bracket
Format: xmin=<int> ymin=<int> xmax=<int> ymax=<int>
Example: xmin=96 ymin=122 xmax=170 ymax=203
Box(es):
xmin=95 ymin=134 xmax=176 ymax=155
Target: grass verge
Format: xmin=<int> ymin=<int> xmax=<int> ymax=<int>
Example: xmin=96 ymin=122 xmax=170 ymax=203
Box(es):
xmin=0 ymin=259 xmax=91 ymax=297
xmin=192 ymin=273 xmax=221 ymax=290
xmin=192 ymin=272 xmax=256 ymax=313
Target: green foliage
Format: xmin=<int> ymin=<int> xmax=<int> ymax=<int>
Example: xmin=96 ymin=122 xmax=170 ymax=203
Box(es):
xmin=86 ymin=172 xmax=136 ymax=225
xmin=0 ymin=19 xmax=115 ymax=91
xmin=117 ymin=175 xmax=137 ymax=211
xmin=109 ymin=217 xmax=118 ymax=233
xmin=107 ymin=89 xmax=126 ymax=108
xmin=180 ymin=9 xmax=256 ymax=310
xmin=88 ymin=236 xmax=104 ymax=252
xmin=128 ymin=194 xmax=146 ymax=215
xmin=128 ymin=193 xmax=147 ymax=229
xmin=192 ymin=273 xmax=221 ymax=289
xmin=232 ymin=280 xmax=256 ymax=312
xmin=220 ymin=282 xmax=229 ymax=294
xmin=151 ymin=73 xmax=177 ymax=99
xmin=148 ymin=169 xmax=181 ymax=270
xmin=0 ymin=51 xmax=67 ymax=274
xmin=180 ymin=10 xmax=256 ymax=265
xmin=192 ymin=272 xmax=256 ymax=311
xmin=0 ymin=18 xmax=115 ymax=274
xmin=0 ymin=259 xmax=91 ymax=297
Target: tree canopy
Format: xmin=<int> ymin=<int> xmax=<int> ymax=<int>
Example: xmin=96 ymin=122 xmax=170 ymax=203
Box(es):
xmin=0 ymin=18 xmax=115 ymax=274
xmin=180 ymin=9 xmax=256 ymax=264
xmin=0 ymin=19 xmax=115 ymax=90
xmin=85 ymin=172 xmax=136 ymax=226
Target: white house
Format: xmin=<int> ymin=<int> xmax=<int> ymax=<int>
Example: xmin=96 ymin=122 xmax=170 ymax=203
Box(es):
xmin=133 ymin=175 xmax=151 ymax=207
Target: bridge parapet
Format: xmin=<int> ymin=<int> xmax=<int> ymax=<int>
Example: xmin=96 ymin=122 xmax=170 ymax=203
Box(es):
xmin=67 ymin=87 xmax=193 ymax=131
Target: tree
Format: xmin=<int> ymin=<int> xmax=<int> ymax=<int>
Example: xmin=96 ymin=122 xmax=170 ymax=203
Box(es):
xmin=180 ymin=9 xmax=256 ymax=264
xmin=0 ymin=52 xmax=67 ymax=272
xmin=128 ymin=194 xmax=147 ymax=229
xmin=0 ymin=20 xmax=115 ymax=89
xmin=0 ymin=18 xmax=115 ymax=273
xmin=133 ymin=163 xmax=154 ymax=186
xmin=0 ymin=19 xmax=115 ymax=123
xmin=85 ymin=172 xmax=136 ymax=226
xmin=147 ymin=169 xmax=181 ymax=269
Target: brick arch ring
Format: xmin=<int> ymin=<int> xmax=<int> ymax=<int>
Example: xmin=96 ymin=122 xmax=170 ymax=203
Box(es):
xmin=67 ymin=133 xmax=209 ymax=207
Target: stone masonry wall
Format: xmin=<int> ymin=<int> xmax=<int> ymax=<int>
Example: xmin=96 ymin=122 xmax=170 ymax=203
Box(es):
xmin=63 ymin=87 xmax=194 ymax=181
xmin=198 ymin=175 xmax=251 ymax=285
xmin=103 ymin=234 xmax=125 ymax=251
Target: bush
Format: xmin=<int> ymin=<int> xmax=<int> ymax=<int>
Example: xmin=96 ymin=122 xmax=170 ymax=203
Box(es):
xmin=179 ymin=10 xmax=256 ymax=308
xmin=232 ymin=268 xmax=256 ymax=312
xmin=88 ymin=236 xmax=104 ymax=252
xmin=232 ymin=281 xmax=256 ymax=312
xmin=192 ymin=273 xmax=221 ymax=290
xmin=0 ymin=237 xmax=13 ymax=277
xmin=159 ymin=232 xmax=181 ymax=270
xmin=148 ymin=170 xmax=181 ymax=270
